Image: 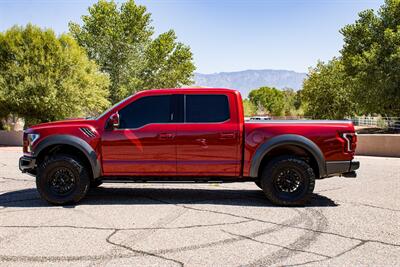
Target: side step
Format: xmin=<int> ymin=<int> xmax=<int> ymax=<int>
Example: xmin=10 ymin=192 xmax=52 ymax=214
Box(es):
xmin=100 ymin=177 xmax=255 ymax=184
xmin=101 ymin=180 xmax=229 ymax=184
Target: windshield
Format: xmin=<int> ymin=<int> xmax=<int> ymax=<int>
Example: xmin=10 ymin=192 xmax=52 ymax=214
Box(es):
xmin=96 ymin=97 xmax=131 ymax=120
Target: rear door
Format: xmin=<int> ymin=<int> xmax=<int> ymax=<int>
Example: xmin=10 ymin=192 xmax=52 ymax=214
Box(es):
xmin=176 ymin=93 xmax=241 ymax=176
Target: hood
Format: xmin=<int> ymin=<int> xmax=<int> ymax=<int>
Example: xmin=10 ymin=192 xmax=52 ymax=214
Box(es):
xmin=28 ymin=118 xmax=97 ymax=131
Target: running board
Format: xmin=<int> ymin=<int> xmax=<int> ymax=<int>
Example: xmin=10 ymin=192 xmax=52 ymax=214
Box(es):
xmin=100 ymin=177 xmax=255 ymax=184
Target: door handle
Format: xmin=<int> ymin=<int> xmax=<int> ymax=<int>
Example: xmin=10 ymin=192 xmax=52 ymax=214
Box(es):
xmin=195 ymin=138 xmax=208 ymax=148
xmin=158 ymin=133 xmax=174 ymax=140
xmin=220 ymin=132 xmax=235 ymax=139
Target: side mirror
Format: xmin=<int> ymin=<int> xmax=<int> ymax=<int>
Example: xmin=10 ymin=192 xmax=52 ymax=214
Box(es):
xmin=108 ymin=112 xmax=120 ymax=129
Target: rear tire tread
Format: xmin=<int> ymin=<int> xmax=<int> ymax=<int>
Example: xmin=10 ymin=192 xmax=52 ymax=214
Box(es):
xmin=260 ymin=156 xmax=315 ymax=206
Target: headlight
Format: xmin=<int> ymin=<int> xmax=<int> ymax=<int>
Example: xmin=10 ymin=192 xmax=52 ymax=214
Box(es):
xmin=26 ymin=133 xmax=40 ymax=153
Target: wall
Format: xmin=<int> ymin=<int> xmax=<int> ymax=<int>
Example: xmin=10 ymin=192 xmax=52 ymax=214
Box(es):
xmin=0 ymin=131 xmax=23 ymax=146
xmin=356 ymin=134 xmax=400 ymax=157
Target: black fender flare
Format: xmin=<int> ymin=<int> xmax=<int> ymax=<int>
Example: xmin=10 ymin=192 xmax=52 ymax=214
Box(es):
xmin=33 ymin=135 xmax=101 ymax=179
xmin=249 ymin=134 xmax=326 ymax=178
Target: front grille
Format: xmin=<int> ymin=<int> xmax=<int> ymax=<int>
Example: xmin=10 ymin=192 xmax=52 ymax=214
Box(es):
xmin=80 ymin=127 xmax=96 ymax=138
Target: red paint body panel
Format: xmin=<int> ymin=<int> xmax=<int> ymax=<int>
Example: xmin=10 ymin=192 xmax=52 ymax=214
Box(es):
xmin=101 ymin=124 xmax=177 ymax=175
xmin=242 ymin=122 xmax=355 ymax=177
xmin=25 ymin=119 xmax=103 ymax=169
xmin=176 ymin=122 xmax=241 ymax=176
xmin=175 ymin=90 xmax=242 ymax=176
xmin=24 ymin=88 xmax=356 ymax=179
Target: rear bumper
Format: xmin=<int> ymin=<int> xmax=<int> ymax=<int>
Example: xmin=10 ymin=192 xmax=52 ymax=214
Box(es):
xmin=19 ymin=156 xmax=36 ymax=175
xmin=325 ymin=160 xmax=360 ymax=177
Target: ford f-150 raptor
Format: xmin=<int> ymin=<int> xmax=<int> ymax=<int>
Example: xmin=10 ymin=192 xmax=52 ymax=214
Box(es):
xmin=19 ymin=88 xmax=359 ymax=206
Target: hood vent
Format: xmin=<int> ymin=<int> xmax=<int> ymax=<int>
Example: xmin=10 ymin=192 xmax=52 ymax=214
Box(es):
xmin=80 ymin=127 xmax=96 ymax=138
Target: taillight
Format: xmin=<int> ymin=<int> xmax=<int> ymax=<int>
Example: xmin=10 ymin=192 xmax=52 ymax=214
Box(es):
xmin=342 ymin=132 xmax=357 ymax=152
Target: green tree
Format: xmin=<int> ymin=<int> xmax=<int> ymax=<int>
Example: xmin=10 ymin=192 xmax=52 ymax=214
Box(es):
xmin=248 ymin=86 xmax=285 ymax=116
xmin=340 ymin=0 xmax=400 ymax=116
xmin=69 ymin=0 xmax=195 ymax=103
xmin=281 ymin=88 xmax=304 ymax=116
xmin=293 ymin=90 xmax=303 ymax=110
xmin=243 ymin=99 xmax=257 ymax=117
xmin=0 ymin=24 xmax=110 ymax=126
xmin=302 ymin=59 xmax=355 ymax=119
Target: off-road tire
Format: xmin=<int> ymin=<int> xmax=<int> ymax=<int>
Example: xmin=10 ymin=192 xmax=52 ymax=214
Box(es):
xmin=36 ymin=154 xmax=90 ymax=205
xmin=260 ymin=155 xmax=315 ymax=206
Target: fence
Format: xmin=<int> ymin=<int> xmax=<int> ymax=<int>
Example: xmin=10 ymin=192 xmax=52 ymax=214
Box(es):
xmin=350 ymin=117 xmax=400 ymax=130
xmin=246 ymin=115 xmax=400 ymax=130
xmin=245 ymin=116 xmax=313 ymax=121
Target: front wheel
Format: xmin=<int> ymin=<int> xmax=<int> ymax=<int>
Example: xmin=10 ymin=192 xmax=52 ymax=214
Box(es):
xmin=260 ymin=156 xmax=315 ymax=206
xmin=36 ymin=154 xmax=90 ymax=205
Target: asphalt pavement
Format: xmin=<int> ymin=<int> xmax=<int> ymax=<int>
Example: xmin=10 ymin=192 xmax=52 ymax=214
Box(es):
xmin=0 ymin=147 xmax=399 ymax=266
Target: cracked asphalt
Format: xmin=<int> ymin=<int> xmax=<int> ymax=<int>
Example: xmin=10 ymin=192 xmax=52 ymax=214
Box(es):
xmin=0 ymin=146 xmax=399 ymax=266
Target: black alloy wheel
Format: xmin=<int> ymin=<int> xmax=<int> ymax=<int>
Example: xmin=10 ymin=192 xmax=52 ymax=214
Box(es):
xmin=36 ymin=154 xmax=90 ymax=205
xmin=260 ymin=156 xmax=315 ymax=206
xmin=48 ymin=167 xmax=76 ymax=196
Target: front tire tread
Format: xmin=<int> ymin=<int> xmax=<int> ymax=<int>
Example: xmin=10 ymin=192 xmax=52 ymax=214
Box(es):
xmin=36 ymin=154 xmax=90 ymax=205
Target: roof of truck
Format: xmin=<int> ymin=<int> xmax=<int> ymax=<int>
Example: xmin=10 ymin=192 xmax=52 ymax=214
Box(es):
xmin=136 ymin=87 xmax=239 ymax=94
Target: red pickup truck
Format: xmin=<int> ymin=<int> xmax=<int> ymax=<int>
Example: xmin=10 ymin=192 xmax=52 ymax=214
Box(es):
xmin=19 ymin=88 xmax=359 ymax=206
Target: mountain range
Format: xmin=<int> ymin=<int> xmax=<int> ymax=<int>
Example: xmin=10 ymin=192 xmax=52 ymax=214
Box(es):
xmin=193 ymin=69 xmax=307 ymax=97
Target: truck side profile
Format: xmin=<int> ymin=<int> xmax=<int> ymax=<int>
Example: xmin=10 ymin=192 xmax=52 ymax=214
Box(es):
xmin=19 ymin=88 xmax=359 ymax=206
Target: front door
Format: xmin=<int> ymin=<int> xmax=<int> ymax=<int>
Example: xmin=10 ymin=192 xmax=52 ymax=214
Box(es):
xmin=176 ymin=94 xmax=241 ymax=176
xmin=101 ymin=95 xmax=177 ymax=176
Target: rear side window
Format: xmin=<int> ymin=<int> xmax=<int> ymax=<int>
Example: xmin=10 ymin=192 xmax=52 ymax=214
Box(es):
xmin=186 ymin=94 xmax=230 ymax=123
xmin=119 ymin=95 xmax=171 ymax=128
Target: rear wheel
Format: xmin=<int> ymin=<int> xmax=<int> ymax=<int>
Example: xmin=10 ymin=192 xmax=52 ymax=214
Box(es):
xmin=36 ymin=154 xmax=90 ymax=205
xmin=260 ymin=156 xmax=315 ymax=206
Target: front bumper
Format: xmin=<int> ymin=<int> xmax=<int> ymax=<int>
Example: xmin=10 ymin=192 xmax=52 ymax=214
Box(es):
xmin=19 ymin=156 xmax=37 ymax=175
xmin=325 ymin=160 xmax=360 ymax=177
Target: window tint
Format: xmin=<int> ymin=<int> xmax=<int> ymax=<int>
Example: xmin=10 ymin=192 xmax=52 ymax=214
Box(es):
xmin=186 ymin=95 xmax=230 ymax=123
xmin=119 ymin=95 xmax=171 ymax=128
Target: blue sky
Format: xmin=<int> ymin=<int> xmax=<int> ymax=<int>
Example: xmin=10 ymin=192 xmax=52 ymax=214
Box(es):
xmin=0 ymin=0 xmax=383 ymax=73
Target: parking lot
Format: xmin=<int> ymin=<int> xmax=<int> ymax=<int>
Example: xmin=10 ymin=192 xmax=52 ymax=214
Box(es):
xmin=0 ymin=146 xmax=399 ymax=266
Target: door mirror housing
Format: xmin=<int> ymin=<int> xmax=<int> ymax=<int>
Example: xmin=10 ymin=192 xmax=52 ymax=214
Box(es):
xmin=108 ymin=112 xmax=120 ymax=129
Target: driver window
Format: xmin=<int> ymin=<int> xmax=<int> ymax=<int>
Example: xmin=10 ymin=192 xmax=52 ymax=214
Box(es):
xmin=118 ymin=95 xmax=172 ymax=129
